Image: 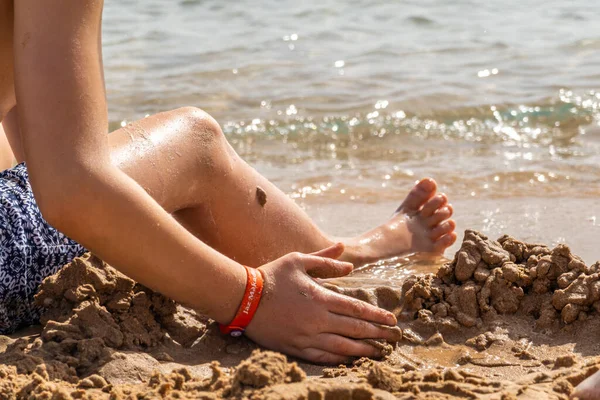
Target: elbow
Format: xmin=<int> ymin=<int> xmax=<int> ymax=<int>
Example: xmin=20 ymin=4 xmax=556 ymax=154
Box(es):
xmin=27 ymin=161 xmax=107 ymax=235
xmin=33 ymin=188 xmax=73 ymax=234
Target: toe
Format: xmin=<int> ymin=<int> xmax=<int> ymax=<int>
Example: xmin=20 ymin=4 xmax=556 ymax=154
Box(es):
xmin=421 ymin=194 xmax=448 ymax=218
xmin=430 ymin=219 xmax=456 ymax=240
xmin=396 ymin=178 xmax=437 ymax=214
xmin=426 ymin=204 xmax=453 ymax=227
xmin=433 ymin=232 xmax=458 ymax=253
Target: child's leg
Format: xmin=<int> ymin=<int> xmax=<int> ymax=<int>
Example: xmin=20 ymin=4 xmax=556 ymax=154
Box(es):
xmin=108 ymin=107 xmax=456 ymax=267
xmin=0 ymin=107 xmax=24 ymax=166
xmin=0 ymin=125 xmax=13 ymax=171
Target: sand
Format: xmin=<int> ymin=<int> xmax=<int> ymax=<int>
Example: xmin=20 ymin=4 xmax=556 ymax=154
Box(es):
xmin=1 ymin=231 xmax=599 ymax=399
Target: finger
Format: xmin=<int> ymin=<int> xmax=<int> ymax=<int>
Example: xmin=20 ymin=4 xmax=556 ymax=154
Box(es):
xmin=310 ymin=242 xmax=345 ymax=260
xmin=302 ymin=254 xmax=353 ymax=278
xmin=326 ymin=314 xmax=403 ymax=342
xmin=314 ymin=334 xmax=382 ymax=358
xmin=294 ymin=347 xmax=351 ymax=365
xmin=326 ymin=292 xmax=397 ymax=326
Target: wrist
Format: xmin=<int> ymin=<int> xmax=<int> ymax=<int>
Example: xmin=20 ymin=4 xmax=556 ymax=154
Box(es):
xmin=213 ymin=262 xmax=248 ymax=324
xmin=219 ymin=265 xmax=265 ymax=336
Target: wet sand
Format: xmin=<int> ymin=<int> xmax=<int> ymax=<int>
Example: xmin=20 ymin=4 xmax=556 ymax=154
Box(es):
xmin=1 ymin=229 xmax=599 ymax=399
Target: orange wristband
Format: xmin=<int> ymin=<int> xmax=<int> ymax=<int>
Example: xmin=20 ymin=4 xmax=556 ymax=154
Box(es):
xmin=219 ymin=265 xmax=264 ymax=337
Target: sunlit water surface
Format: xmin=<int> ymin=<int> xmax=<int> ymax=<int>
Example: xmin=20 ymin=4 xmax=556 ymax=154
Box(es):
xmin=102 ymin=0 xmax=600 ymax=281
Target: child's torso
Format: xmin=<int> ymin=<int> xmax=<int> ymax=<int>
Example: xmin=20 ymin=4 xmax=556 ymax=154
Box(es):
xmin=0 ymin=0 xmax=15 ymax=122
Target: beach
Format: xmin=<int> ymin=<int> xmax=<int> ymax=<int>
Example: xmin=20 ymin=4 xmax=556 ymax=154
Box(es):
xmin=2 ymin=0 xmax=600 ymax=398
xmin=2 ymin=232 xmax=600 ymax=398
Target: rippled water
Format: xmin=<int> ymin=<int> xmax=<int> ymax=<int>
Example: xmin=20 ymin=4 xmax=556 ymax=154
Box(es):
xmin=102 ymin=0 xmax=600 ymax=264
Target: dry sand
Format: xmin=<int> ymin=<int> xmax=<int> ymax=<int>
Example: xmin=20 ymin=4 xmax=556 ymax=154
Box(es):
xmin=1 ymin=231 xmax=599 ymax=399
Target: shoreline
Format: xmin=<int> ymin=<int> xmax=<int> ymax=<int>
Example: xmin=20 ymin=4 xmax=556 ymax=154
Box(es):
xmin=306 ymin=197 xmax=599 ymax=265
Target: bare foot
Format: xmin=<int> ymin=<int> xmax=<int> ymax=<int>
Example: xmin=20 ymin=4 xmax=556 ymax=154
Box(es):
xmin=572 ymin=370 xmax=600 ymax=399
xmin=343 ymin=178 xmax=457 ymax=265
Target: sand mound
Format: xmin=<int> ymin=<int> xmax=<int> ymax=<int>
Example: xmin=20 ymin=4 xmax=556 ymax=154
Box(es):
xmin=1 ymin=230 xmax=600 ymax=399
xmin=327 ymin=230 xmax=600 ymax=331
xmin=403 ymin=229 xmax=600 ymax=329
xmin=0 ymin=253 xmax=206 ymax=382
xmin=37 ymin=253 xmax=206 ymax=349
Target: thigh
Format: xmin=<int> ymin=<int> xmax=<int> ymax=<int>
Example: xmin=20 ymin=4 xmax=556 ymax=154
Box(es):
xmin=0 ymin=124 xmax=14 ymax=171
xmin=1 ymin=107 xmax=23 ymax=164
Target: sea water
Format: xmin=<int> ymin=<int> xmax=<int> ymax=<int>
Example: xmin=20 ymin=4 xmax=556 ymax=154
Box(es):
xmin=102 ymin=0 xmax=600 ymax=268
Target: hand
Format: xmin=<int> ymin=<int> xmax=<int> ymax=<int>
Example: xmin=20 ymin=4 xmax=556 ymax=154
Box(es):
xmin=244 ymin=243 xmax=402 ymax=364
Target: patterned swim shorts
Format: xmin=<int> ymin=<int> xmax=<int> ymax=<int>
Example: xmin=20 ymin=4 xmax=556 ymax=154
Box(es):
xmin=0 ymin=163 xmax=86 ymax=334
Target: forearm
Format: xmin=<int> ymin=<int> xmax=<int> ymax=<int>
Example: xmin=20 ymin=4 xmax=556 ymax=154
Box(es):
xmin=37 ymin=162 xmax=245 ymax=323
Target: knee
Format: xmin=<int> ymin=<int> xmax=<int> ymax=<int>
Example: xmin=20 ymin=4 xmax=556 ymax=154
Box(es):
xmin=173 ymin=107 xmax=235 ymax=175
xmin=176 ymin=106 xmax=226 ymax=148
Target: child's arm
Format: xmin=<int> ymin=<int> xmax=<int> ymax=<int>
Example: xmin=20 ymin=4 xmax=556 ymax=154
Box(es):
xmin=14 ymin=0 xmax=247 ymax=324
xmin=12 ymin=0 xmax=398 ymax=363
